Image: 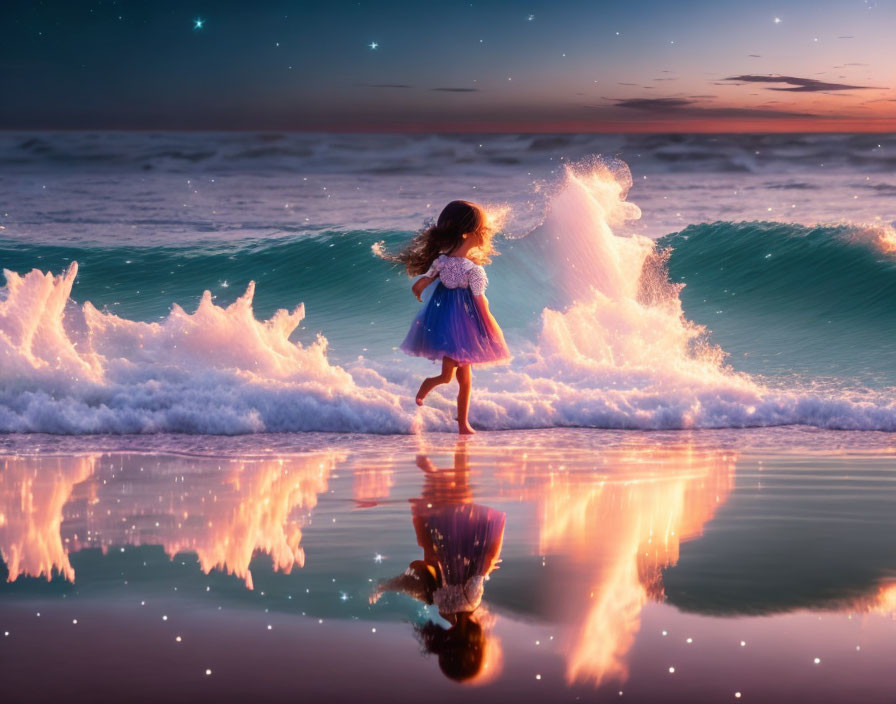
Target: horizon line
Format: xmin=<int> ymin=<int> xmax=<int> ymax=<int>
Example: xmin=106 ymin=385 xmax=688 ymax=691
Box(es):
xmin=2 ymin=125 xmax=896 ymax=135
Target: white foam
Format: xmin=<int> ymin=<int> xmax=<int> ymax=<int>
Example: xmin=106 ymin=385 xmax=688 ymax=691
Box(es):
xmin=0 ymin=263 xmax=415 ymax=433
xmin=2 ymin=160 xmax=895 ymax=434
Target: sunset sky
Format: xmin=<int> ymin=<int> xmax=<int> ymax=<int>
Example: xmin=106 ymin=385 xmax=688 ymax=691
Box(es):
xmin=2 ymin=0 xmax=894 ymax=132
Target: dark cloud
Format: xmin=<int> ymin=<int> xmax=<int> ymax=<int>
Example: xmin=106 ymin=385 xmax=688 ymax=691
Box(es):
xmin=748 ymin=54 xmax=761 ymax=58
xmin=430 ymin=87 xmax=479 ymax=92
xmin=363 ymin=83 xmax=412 ymax=89
xmin=724 ymin=75 xmax=880 ymax=92
xmin=612 ymin=96 xmax=814 ymax=119
xmin=616 ymin=98 xmax=693 ymax=110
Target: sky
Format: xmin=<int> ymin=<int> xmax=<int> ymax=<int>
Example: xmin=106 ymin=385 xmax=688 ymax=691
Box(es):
xmin=1 ymin=0 xmax=894 ymax=132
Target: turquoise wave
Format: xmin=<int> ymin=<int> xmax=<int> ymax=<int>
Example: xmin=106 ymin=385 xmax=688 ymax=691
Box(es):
xmin=3 ymin=219 xmax=895 ymax=384
xmin=662 ymin=221 xmax=896 ymax=385
xmin=0 ymin=231 xmax=545 ymax=360
xmin=0 ymin=233 xmax=419 ymax=359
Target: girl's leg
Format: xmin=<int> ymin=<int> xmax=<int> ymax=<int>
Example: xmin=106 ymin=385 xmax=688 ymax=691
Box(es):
xmin=456 ymin=364 xmax=475 ymax=434
xmin=416 ymin=357 xmax=458 ymax=405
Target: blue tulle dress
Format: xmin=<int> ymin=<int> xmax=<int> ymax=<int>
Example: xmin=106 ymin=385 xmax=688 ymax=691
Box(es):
xmin=412 ymin=501 xmax=507 ymax=614
xmin=401 ymin=255 xmax=511 ymax=366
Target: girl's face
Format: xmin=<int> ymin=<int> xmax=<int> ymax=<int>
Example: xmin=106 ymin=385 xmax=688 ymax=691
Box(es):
xmin=466 ymin=207 xmax=487 ymax=246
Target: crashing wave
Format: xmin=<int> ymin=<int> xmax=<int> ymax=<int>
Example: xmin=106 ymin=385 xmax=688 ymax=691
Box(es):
xmin=2 ymin=160 xmax=895 ymax=434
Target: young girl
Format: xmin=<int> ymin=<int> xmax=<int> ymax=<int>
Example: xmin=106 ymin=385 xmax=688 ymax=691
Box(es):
xmin=371 ymin=443 xmax=506 ymax=682
xmin=394 ymin=200 xmax=510 ymax=434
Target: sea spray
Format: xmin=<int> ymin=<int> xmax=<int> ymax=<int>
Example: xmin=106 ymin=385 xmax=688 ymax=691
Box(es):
xmin=463 ymin=160 xmax=765 ymax=429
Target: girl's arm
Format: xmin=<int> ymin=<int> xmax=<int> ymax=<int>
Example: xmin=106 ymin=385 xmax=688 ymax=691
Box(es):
xmin=473 ymin=294 xmax=508 ymax=343
xmin=371 ymin=560 xmax=437 ymax=604
xmin=469 ymin=266 xmax=504 ymax=336
xmin=481 ymin=517 xmax=506 ymax=575
xmin=412 ymin=275 xmax=436 ymax=302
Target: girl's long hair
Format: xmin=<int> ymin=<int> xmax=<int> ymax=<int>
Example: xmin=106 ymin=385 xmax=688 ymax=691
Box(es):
xmin=383 ymin=200 xmax=497 ymax=276
xmin=414 ymin=610 xmax=503 ymax=684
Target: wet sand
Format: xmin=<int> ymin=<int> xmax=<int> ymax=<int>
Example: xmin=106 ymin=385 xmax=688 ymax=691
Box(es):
xmin=2 ymin=428 xmax=896 ymax=702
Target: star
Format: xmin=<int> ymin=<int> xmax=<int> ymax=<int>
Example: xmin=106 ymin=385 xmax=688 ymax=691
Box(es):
xmin=193 ymin=17 xmax=204 ymax=30
xmin=773 ymin=17 xmax=782 ymax=23
xmin=527 ymin=14 xmax=535 ymax=21
xmin=369 ymin=41 xmax=378 ymax=50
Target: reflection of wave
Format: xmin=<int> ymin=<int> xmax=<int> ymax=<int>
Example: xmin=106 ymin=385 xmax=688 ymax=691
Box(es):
xmin=502 ymin=443 xmax=736 ymax=686
xmin=352 ymin=456 xmax=395 ymax=507
xmin=662 ymin=452 xmax=896 ymax=618
xmin=0 ymin=455 xmax=96 ymax=582
xmin=0 ymin=452 xmax=342 ymax=588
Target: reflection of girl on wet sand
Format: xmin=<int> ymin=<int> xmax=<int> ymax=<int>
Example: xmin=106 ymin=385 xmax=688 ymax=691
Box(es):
xmin=372 ymin=442 xmax=505 ymax=682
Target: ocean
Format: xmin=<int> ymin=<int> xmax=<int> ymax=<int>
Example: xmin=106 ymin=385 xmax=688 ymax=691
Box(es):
xmin=2 ymin=132 xmax=896 ymax=703
xmin=1 ymin=131 xmax=895 ymax=434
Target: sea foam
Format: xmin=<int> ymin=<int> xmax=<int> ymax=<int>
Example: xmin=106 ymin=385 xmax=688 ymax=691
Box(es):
xmin=0 ymin=264 xmax=413 ymax=433
xmin=2 ymin=160 xmax=895 ymax=434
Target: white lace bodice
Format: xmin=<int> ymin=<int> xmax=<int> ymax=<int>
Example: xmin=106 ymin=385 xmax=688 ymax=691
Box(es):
xmin=424 ymin=255 xmax=488 ymax=295
xmin=433 ymin=577 xmax=485 ymax=614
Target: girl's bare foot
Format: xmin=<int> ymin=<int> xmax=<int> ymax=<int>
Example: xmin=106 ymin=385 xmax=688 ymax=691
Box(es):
xmin=415 ymin=359 xmax=458 ymax=407
xmin=458 ymin=422 xmax=477 ymax=435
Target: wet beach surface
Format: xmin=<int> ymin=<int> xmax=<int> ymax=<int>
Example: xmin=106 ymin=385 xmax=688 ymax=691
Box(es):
xmin=3 ymin=428 xmax=896 ymax=702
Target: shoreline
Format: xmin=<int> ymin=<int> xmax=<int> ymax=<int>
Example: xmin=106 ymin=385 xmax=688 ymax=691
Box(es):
xmin=2 ymin=425 xmax=894 ymax=457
